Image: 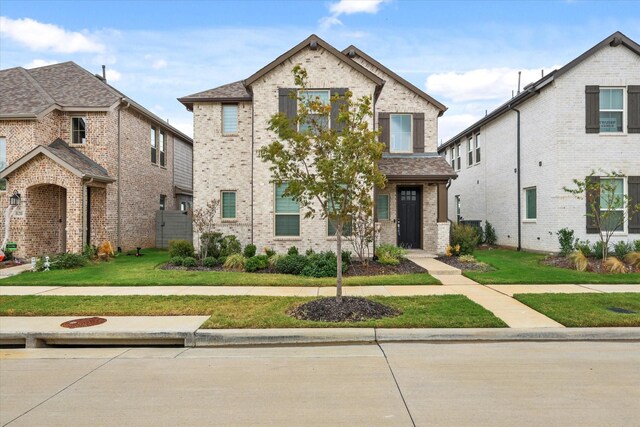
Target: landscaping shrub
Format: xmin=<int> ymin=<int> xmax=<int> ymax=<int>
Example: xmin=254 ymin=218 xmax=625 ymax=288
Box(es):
xmin=451 ymin=224 xmax=479 ymax=255
xmin=220 ymin=235 xmax=241 ymax=257
xmin=376 ymin=244 xmax=407 ymax=265
xmin=223 ymin=253 xmax=245 ymax=270
xmin=301 ymin=251 xmax=347 ymax=278
xmin=287 ymin=246 xmax=299 ymax=256
xmin=218 ymin=256 xmax=227 ymax=265
xmin=624 ymin=252 xmax=640 ymax=268
xmin=305 ymin=248 xmax=315 ymax=256
xmin=575 ymin=240 xmax=592 ymax=257
xmin=83 ymin=244 xmax=98 ymax=259
xmin=264 ymin=247 xmax=276 ymax=257
xmin=635 ymin=240 xmax=640 ymax=252
xmin=557 ymin=228 xmax=577 ymax=256
xmin=268 ymin=254 xmax=283 ymax=268
xmin=200 ymin=232 xmax=223 ymax=258
xmin=243 ymin=244 xmax=257 ymax=258
xmin=275 ymin=254 xmax=308 ymax=275
xmin=342 ymin=250 xmax=352 ymax=266
xmin=484 ymin=222 xmax=497 ymax=245
xmin=458 ymin=254 xmax=476 ymax=263
xmin=169 ymin=256 xmax=185 ymax=266
xmin=52 ymin=252 xmax=87 ymax=270
xmin=445 ymin=244 xmax=461 ymax=257
xmin=245 ymin=255 xmax=269 ymax=272
xmin=603 ymin=256 xmax=626 ymax=274
xmin=169 ymin=239 xmax=194 ymax=258
xmin=202 ymin=257 xmax=220 ymax=268
xmin=182 ymin=257 xmax=197 ymax=268
xmin=593 ymin=241 xmax=609 ymax=260
xmin=613 ymin=241 xmax=634 ymax=259
xmin=568 ymin=251 xmax=588 ymax=272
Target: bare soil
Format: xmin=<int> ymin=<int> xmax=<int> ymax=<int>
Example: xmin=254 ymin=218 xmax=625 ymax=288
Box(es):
xmin=289 ymin=297 xmax=401 ymax=322
xmin=542 ymin=255 xmax=640 ymax=274
xmin=0 ymin=260 xmax=23 ymax=270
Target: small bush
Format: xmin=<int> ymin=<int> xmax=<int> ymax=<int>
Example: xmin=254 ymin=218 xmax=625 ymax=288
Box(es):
xmin=264 ymin=247 xmax=276 ymax=257
xmin=305 ymin=248 xmax=315 ymax=256
xmin=169 ymin=239 xmax=194 ymax=258
xmin=593 ymin=241 xmax=609 ymax=259
xmin=182 ymin=256 xmax=197 ymax=268
xmin=268 ymin=254 xmax=283 ymax=268
xmin=301 ymin=251 xmax=346 ymax=277
xmin=245 ymin=255 xmax=269 ymax=272
xmin=243 ymin=244 xmax=257 ymax=258
xmin=445 ymin=244 xmax=461 ymax=257
xmin=287 ymin=246 xmax=299 ymax=256
xmin=613 ymin=241 xmax=634 ymax=259
xmin=220 ymin=235 xmax=241 ymax=257
xmin=342 ymin=250 xmax=352 ymax=266
xmin=50 ymin=252 xmax=87 ymax=270
xmin=378 ymin=253 xmax=400 ymax=265
xmin=634 ymin=240 xmax=640 ymax=252
xmin=223 ymin=253 xmax=245 ymax=270
xmin=458 ymin=254 xmax=477 ymax=263
xmin=568 ymin=251 xmax=588 ymax=272
xmin=169 ymin=256 xmax=185 ymax=266
xmin=575 ymin=240 xmax=592 ymax=257
xmin=275 ymin=254 xmax=308 ymax=275
xmin=200 ymin=232 xmax=223 ymax=258
xmin=376 ymin=244 xmax=407 ymax=262
xmin=624 ymin=252 xmax=640 ymax=268
xmin=218 ymin=256 xmax=227 ymax=265
xmin=484 ymin=222 xmax=497 ymax=245
xmin=603 ymin=256 xmax=626 ymax=274
xmin=557 ymin=228 xmax=577 ymax=256
xmin=83 ymin=244 xmax=98 ymax=259
xmin=451 ymin=224 xmax=479 ymax=255
xmin=202 ymin=257 xmax=220 ymax=268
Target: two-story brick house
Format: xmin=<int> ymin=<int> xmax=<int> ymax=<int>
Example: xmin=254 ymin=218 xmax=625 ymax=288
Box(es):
xmin=180 ymin=35 xmax=455 ymax=255
xmin=438 ymin=32 xmax=639 ymax=252
xmin=0 ymin=61 xmax=193 ymax=258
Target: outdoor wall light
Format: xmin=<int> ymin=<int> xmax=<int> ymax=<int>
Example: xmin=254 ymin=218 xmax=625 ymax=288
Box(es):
xmin=9 ymin=190 xmax=21 ymax=206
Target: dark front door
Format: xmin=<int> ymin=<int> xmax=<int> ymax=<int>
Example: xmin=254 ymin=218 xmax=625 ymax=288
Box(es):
xmin=397 ymin=187 xmax=421 ymax=249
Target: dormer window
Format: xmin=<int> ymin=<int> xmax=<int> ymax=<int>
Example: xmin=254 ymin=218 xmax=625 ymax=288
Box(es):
xmin=71 ymin=117 xmax=86 ymax=144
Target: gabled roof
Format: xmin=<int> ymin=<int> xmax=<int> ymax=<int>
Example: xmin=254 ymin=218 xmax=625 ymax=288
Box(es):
xmin=378 ymin=153 xmax=457 ymax=181
xmin=178 ymin=81 xmax=252 ymax=111
xmin=0 ymin=138 xmax=115 ymax=183
xmin=244 ymin=34 xmax=385 ymax=87
xmin=438 ymin=31 xmax=640 ymax=152
xmin=342 ymin=45 xmax=448 ymax=116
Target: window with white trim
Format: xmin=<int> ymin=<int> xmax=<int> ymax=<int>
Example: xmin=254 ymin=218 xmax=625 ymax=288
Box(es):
xmin=450 ymin=147 xmax=455 ymax=169
xmin=0 ymin=137 xmax=6 ymax=191
xmin=151 ymin=127 xmax=157 ymax=164
xmin=390 ymin=114 xmax=412 ymax=153
xmin=222 ymin=104 xmax=238 ymax=135
xmin=222 ymin=191 xmax=237 ymax=219
xmin=455 ymin=144 xmax=461 ymax=170
xmin=467 ymin=137 xmax=473 ymax=166
xmin=525 ymin=187 xmax=537 ymax=220
xmin=275 ymin=183 xmax=300 ymax=236
xmin=71 ymin=117 xmax=86 ymax=144
xmin=159 ymin=130 xmax=166 ymax=167
xmin=159 ymin=194 xmax=166 ymax=211
xmin=455 ymin=195 xmax=461 ymax=222
xmin=474 ymin=133 xmax=481 ymax=163
xmin=600 ymin=177 xmax=625 ymax=231
xmin=599 ymin=88 xmax=624 ymax=132
xmin=299 ymin=90 xmax=329 ymax=133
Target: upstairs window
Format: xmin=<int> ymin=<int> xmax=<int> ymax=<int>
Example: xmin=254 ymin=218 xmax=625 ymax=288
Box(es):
xmin=599 ymin=88 xmax=624 ymax=132
xmin=159 ymin=131 xmax=166 ymax=167
xmin=390 ymin=114 xmax=412 ymax=153
xmin=151 ymin=127 xmax=157 ymax=164
xmin=455 ymin=144 xmax=461 ymax=170
xmin=467 ymin=137 xmax=473 ymax=166
xmin=222 ymin=191 xmax=237 ymax=219
xmin=474 ymin=133 xmax=481 ymax=163
xmin=298 ymin=90 xmax=329 ymax=133
xmin=222 ymin=104 xmax=238 ymax=135
xmin=450 ymin=147 xmax=455 ymax=169
xmin=0 ymin=137 xmax=6 ymax=191
xmin=275 ymin=183 xmax=300 ymax=237
xmin=71 ymin=117 xmax=86 ymax=144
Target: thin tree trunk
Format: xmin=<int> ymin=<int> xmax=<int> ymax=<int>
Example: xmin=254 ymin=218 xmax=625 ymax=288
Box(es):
xmin=336 ymin=228 xmax=343 ymax=302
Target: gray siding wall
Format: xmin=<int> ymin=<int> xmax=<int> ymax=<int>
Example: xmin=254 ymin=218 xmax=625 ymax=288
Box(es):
xmin=174 ymin=138 xmax=193 ymax=190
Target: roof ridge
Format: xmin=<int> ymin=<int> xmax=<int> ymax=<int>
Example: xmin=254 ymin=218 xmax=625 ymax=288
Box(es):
xmin=20 ymin=67 xmax=56 ymax=107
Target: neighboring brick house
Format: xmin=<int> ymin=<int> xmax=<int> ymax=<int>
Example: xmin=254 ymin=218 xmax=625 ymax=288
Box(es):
xmin=438 ymin=32 xmax=640 ymax=253
xmin=0 ymin=61 xmax=193 ymax=258
xmin=179 ymin=35 xmax=455 ymax=255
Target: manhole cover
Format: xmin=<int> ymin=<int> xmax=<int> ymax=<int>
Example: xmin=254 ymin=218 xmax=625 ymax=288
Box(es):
xmin=60 ymin=317 xmax=107 ymax=329
xmin=606 ymin=307 xmax=637 ymax=314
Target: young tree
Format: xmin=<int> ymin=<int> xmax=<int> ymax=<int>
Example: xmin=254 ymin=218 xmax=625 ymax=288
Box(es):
xmin=192 ymin=198 xmax=221 ymax=259
xmin=350 ymin=205 xmax=375 ymax=265
xmin=564 ymin=170 xmax=640 ymax=259
xmin=259 ymin=65 xmax=386 ymax=300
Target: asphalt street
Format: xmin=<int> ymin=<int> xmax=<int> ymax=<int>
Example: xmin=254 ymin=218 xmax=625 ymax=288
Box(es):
xmin=1 ymin=342 xmax=639 ymax=426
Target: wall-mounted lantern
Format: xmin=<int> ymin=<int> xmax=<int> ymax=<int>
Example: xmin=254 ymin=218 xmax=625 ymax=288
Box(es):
xmin=9 ymin=190 xmax=21 ymax=206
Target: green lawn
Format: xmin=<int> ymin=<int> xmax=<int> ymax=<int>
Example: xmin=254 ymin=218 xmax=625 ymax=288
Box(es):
xmin=466 ymin=249 xmax=640 ymax=284
xmin=0 ymin=295 xmax=506 ymax=329
xmin=0 ymin=249 xmax=440 ymax=287
xmin=514 ymin=293 xmax=640 ymax=327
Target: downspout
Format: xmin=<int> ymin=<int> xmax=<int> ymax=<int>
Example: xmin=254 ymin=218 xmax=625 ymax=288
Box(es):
xmin=117 ymin=98 xmax=130 ymax=251
xmin=82 ymin=177 xmax=95 ymax=249
xmin=372 ymin=89 xmax=377 ymax=260
xmin=250 ymin=102 xmax=254 ymax=245
xmin=509 ymin=105 xmax=522 ymax=251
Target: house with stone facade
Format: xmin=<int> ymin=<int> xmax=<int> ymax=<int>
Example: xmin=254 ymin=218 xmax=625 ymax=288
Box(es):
xmin=179 ymin=34 xmax=455 ymax=255
xmin=438 ymin=31 xmax=640 ymax=253
xmin=0 ymin=61 xmax=193 ymax=258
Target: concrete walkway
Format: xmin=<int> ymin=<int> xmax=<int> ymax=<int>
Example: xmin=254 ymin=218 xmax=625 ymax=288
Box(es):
xmin=0 ymin=263 xmax=32 ymax=279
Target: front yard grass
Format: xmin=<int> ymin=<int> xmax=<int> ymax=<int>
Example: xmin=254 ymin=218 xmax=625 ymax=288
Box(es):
xmin=514 ymin=293 xmax=640 ymax=327
xmin=466 ymin=249 xmax=640 ymax=284
xmin=0 ymin=295 xmax=506 ymax=328
xmin=1 ymin=249 xmax=439 ymax=286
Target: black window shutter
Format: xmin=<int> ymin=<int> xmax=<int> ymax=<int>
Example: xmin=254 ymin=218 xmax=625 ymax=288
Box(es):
xmin=585 ymin=86 xmax=600 ymax=134
xmin=586 ymin=175 xmax=600 ymax=234
xmin=330 ymin=88 xmax=348 ymax=132
xmin=412 ymin=113 xmax=425 ymax=153
xmin=278 ymin=88 xmax=296 ymax=129
xmin=629 ymin=176 xmax=640 ymax=234
xmin=628 ymin=86 xmax=640 ymax=134
xmin=378 ymin=113 xmax=390 ymax=152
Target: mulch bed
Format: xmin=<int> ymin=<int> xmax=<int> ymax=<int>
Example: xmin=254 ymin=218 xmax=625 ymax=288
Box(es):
xmin=0 ymin=260 xmax=23 ymax=270
xmin=161 ymin=259 xmax=427 ymax=277
xmin=435 ymin=256 xmax=493 ymax=272
xmin=542 ymin=255 xmax=640 ymax=274
xmin=289 ymin=297 xmax=401 ymax=322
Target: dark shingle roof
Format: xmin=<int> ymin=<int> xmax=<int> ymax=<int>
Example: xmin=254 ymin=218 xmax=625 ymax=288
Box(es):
xmin=0 ymin=68 xmax=55 ymax=117
xmin=378 ymin=154 xmax=456 ymax=181
xmin=47 ymin=139 xmax=112 ymax=179
xmin=178 ymin=81 xmax=251 ymax=110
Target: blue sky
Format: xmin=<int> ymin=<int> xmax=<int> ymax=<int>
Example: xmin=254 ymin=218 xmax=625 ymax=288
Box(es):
xmin=1 ymin=0 xmax=639 ymax=142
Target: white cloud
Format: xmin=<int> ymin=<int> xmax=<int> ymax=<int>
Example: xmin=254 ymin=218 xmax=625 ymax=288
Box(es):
xmin=426 ymin=66 xmax=559 ymax=103
xmin=438 ymin=114 xmax=480 ymax=145
xmin=0 ymin=17 xmax=105 ymax=54
xmin=320 ymin=0 xmax=389 ymax=30
xmin=105 ymin=68 xmax=122 ymax=82
xmin=152 ymin=59 xmax=168 ymax=70
xmin=24 ymin=59 xmax=58 ymax=69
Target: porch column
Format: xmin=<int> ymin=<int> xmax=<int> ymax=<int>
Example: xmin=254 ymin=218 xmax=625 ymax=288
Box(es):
xmin=437 ymin=183 xmax=448 ymax=222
